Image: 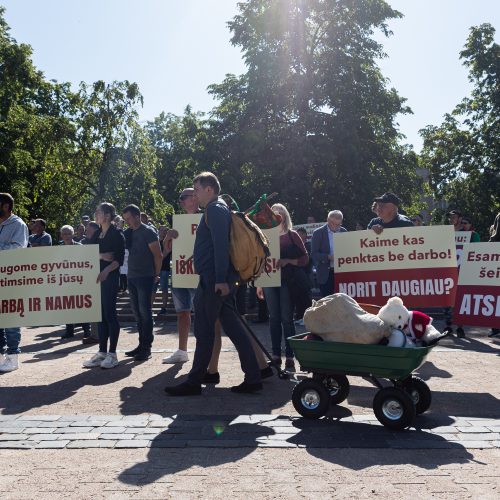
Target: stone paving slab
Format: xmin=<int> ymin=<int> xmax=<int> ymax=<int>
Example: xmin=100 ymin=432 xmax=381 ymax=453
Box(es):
xmin=1 ymin=413 xmax=500 ymax=449
xmin=1 ymin=448 xmax=499 ymax=499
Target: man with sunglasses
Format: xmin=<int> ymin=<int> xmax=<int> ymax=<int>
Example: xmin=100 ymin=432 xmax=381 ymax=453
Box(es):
xmin=160 ymin=188 xmax=199 ymax=365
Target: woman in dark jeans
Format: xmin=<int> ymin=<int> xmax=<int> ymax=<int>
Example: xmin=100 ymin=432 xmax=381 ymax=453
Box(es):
xmin=83 ymin=202 xmax=125 ymax=369
xmin=257 ymin=203 xmax=309 ymax=371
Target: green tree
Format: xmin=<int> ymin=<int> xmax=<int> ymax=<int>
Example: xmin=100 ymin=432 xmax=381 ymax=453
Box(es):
xmin=207 ymin=0 xmax=420 ymax=224
xmin=146 ymin=107 xmax=215 ymax=212
xmin=0 ymin=6 xmax=76 ymax=224
xmin=420 ymin=24 xmax=500 ymax=238
xmin=0 ymin=7 xmax=171 ymax=231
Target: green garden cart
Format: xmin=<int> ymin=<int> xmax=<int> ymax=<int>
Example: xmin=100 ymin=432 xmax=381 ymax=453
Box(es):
xmin=288 ymin=332 xmax=435 ymax=430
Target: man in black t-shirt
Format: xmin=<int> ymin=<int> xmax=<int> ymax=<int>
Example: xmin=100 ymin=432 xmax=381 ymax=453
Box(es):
xmin=122 ymin=204 xmax=163 ymax=361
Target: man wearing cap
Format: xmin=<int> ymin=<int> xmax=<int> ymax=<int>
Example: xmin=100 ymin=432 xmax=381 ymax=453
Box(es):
xmin=160 ymin=188 xmax=199 ymax=365
xmin=448 ymin=210 xmax=463 ymax=232
xmin=367 ymin=192 xmax=413 ymax=234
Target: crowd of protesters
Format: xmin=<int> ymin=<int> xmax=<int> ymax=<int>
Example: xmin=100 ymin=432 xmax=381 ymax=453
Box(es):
xmin=1 ymin=183 xmax=499 ymax=384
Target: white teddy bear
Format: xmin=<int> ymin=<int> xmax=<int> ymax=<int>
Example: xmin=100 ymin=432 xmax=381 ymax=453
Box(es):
xmin=377 ymin=296 xmax=444 ymax=347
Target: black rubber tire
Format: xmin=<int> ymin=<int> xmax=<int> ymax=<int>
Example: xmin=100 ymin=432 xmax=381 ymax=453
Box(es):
xmin=323 ymin=375 xmax=350 ymax=405
xmin=404 ymin=376 xmax=432 ymax=414
xmin=373 ymin=387 xmax=416 ymax=430
xmin=292 ymin=379 xmax=330 ymax=419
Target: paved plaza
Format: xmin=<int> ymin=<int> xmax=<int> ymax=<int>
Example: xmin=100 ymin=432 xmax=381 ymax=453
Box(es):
xmin=1 ymin=319 xmax=499 ymax=498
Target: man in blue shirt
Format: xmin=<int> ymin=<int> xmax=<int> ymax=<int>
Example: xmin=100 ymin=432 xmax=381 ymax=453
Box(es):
xmin=28 ymin=219 xmax=52 ymax=247
xmin=0 ymin=193 xmax=29 ymax=372
xmin=164 ymin=172 xmax=261 ymax=396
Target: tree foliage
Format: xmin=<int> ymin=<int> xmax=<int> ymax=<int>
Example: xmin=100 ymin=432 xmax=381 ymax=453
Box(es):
xmin=420 ymin=24 xmax=499 ymax=237
xmin=0 ymin=7 xmax=171 ymax=233
xmin=205 ymin=0 xmax=420 ymax=224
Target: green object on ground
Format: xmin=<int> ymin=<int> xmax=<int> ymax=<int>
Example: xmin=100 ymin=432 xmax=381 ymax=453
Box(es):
xmin=289 ymin=333 xmax=433 ymax=380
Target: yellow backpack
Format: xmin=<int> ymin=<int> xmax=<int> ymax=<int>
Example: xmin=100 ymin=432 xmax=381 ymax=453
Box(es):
xmin=229 ymin=212 xmax=271 ymax=282
xmin=205 ymin=210 xmax=270 ymax=283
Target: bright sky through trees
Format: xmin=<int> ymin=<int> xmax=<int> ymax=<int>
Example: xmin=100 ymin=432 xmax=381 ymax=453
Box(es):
xmin=2 ymin=0 xmax=499 ymax=151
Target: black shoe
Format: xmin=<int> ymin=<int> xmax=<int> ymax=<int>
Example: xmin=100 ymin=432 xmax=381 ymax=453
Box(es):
xmin=61 ymin=332 xmax=75 ymax=339
xmin=202 ymin=371 xmax=220 ymax=384
xmin=125 ymin=346 xmax=141 ymax=357
xmin=230 ymin=381 xmax=263 ymax=394
xmin=164 ymin=382 xmax=202 ymax=396
xmin=443 ymin=326 xmax=454 ymax=335
xmin=456 ymin=327 xmax=465 ymax=338
xmin=271 ymin=356 xmax=282 ymax=367
xmin=134 ymin=350 xmax=151 ymax=361
xmin=260 ymin=366 xmax=274 ymax=379
xmin=488 ymin=329 xmax=500 ymax=338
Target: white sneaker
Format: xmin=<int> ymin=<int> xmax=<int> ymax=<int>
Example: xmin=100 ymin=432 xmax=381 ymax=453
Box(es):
xmin=162 ymin=349 xmax=189 ymax=364
xmin=83 ymin=352 xmax=106 ymax=368
xmin=100 ymin=352 xmax=119 ymax=369
xmin=0 ymin=354 xmax=19 ymax=372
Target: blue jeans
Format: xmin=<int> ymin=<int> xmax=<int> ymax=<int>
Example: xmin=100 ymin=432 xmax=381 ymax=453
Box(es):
xmin=128 ymin=276 xmax=155 ymax=351
xmin=263 ymin=285 xmax=296 ymax=358
xmin=0 ymin=327 xmax=21 ymax=354
xmin=98 ymin=271 xmax=120 ymax=353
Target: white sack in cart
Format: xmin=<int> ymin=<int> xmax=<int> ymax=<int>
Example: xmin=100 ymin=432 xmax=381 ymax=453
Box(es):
xmin=303 ymin=293 xmax=391 ymax=344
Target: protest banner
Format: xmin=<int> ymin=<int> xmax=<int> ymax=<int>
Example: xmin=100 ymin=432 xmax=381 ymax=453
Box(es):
xmin=455 ymin=231 xmax=471 ymax=267
xmin=254 ymin=226 xmax=281 ymax=287
xmin=334 ymin=226 xmax=458 ymax=308
xmin=171 ymin=214 xmax=281 ymax=288
xmin=171 ymin=213 xmax=200 ymax=288
xmin=452 ymin=243 xmax=500 ymax=328
xmin=294 ymin=222 xmax=325 ymax=241
xmin=0 ymin=245 xmax=101 ymax=328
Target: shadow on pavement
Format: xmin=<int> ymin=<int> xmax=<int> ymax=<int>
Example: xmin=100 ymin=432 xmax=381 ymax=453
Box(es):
xmin=18 ymin=328 xmax=89 ymax=354
xmin=417 ymin=360 xmax=452 ymax=380
xmin=291 ymin=420 xmax=475 ymax=470
xmin=0 ymin=359 xmax=136 ymax=414
xmin=438 ymin=335 xmax=500 ymax=353
xmin=119 ymin=365 xmax=293 ymax=416
xmin=119 ymin=417 xmax=276 ymax=485
xmin=119 ymin=416 xmax=474 ymax=485
xmin=346 ymin=385 xmax=500 ymax=422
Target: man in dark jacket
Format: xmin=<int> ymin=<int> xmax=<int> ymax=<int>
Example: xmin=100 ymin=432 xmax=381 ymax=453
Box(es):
xmin=164 ymin=172 xmax=261 ymax=396
xmin=312 ymin=210 xmax=348 ymax=297
xmin=367 ymin=192 xmax=413 ymax=233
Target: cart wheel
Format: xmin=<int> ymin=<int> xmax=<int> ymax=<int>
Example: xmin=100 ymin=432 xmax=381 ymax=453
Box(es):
xmin=292 ymin=380 xmax=330 ymax=419
xmin=404 ymin=376 xmax=432 ymax=414
xmin=323 ymin=375 xmax=350 ymax=405
xmin=373 ymin=387 xmax=415 ymax=430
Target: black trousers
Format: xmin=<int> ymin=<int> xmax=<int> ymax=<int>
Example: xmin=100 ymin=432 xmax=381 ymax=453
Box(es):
xmin=320 ymin=269 xmax=335 ymax=298
xmin=188 ymin=277 xmax=260 ymax=386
